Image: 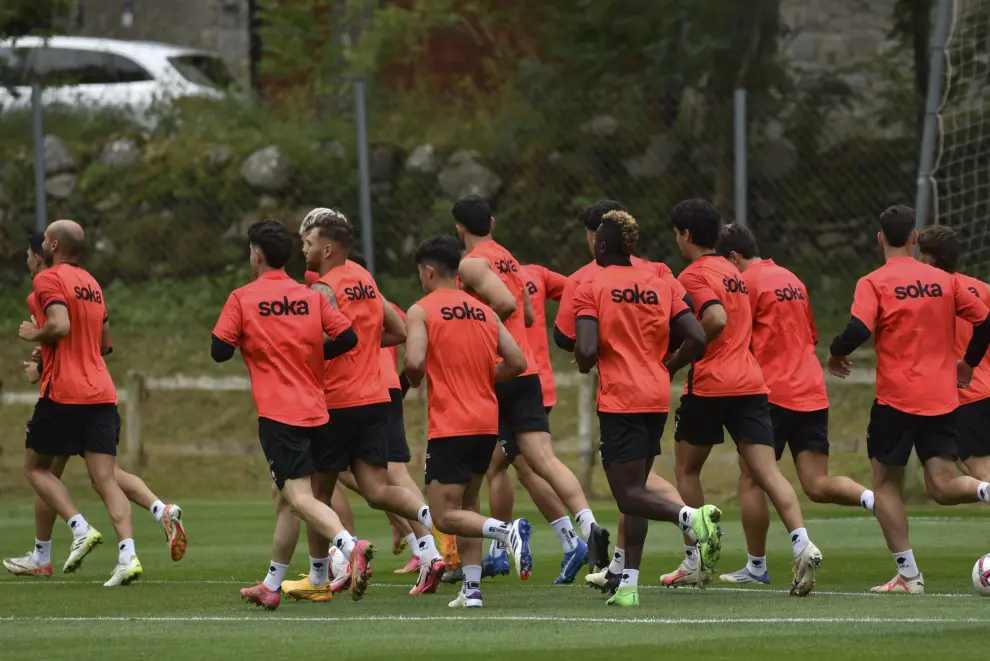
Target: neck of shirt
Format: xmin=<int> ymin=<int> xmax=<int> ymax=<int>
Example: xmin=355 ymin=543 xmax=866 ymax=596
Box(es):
xmin=258 ymin=269 xmax=288 ymax=281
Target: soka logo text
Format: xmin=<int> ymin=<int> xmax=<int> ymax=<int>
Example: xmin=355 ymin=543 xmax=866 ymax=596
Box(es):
xmin=343 ymin=281 xmax=377 ymax=301
xmin=258 ymin=297 xmax=311 ymax=317
xmin=74 ymin=284 xmax=103 ymax=304
xmin=440 ymin=302 xmax=488 ymax=321
xmin=723 ymin=276 xmax=748 ymax=294
xmin=526 ymin=280 xmax=538 ymax=295
xmin=610 ymin=285 xmax=659 ymax=305
xmin=774 ymin=284 xmax=805 ymax=302
xmin=495 ymin=258 xmax=517 ymax=275
xmin=893 ymin=280 xmax=943 ymax=300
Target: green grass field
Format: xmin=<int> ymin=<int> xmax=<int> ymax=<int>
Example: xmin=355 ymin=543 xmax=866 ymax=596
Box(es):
xmin=2 ymin=501 xmax=989 ymax=661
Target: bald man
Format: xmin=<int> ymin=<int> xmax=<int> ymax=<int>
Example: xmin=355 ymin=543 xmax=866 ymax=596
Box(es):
xmin=18 ymin=220 xmax=142 ymax=587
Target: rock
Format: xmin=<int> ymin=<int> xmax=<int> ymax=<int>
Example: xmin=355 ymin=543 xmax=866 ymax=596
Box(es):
xmin=205 ymin=145 xmax=233 ymax=166
xmin=580 ymin=115 xmax=618 ymax=137
xmin=221 ymin=211 xmax=262 ymax=241
xmin=241 ymin=146 xmax=293 ymax=192
xmin=437 ymin=150 xmax=502 ymax=201
xmin=45 ymin=173 xmax=77 ymax=199
xmin=99 ymin=138 xmax=141 ymax=168
xmin=258 ymin=195 xmax=279 ymax=210
xmin=753 ymin=138 xmax=798 ymax=181
xmin=325 ymin=141 xmax=347 ymax=159
xmin=95 ymin=192 xmax=121 ymax=212
xmin=43 ymin=135 xmax=76 ymax=175
xmin=623 ymin=134 xmax=681 ymax=179
xmin=370 ymin=145 xmax=402 ymax=183
xmin=405 ymin=144 xmax=440 ymax=174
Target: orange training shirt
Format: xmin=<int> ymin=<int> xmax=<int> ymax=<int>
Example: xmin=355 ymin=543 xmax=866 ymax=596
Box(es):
xmin=380 ymin=300 xmax=406 ymax=392
xmin=522 ymin=264 xmax=566 ymax=407
xmin=27 ymin=293 xmax=56 ymax=399
xmin=953 ymin=272 xmax=990 ymax=405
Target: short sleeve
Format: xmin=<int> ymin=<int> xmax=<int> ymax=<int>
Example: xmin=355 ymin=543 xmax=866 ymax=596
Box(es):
xmin=661 ymin=272 xmax=688 ymax=304
xmin=669 ymin=283 xmax=690 ymax=320
xmin=572 ymin=282 xmax=598 ymax=322
xmin=321 ymin=297 xmax=352 ymax=339
xmin=804 ymin=296 xmax=819 ymax=344
xmin=554 ymin=276 xmax=581 ymax=339
xmin=542 ymin=267 xmax=567 ymax=301
xmin=850 ymin=277 xmax=880 ymax=331
xmin=954 ymin=276 xmax=990 ymax=326
xmin=678 ymin=270 xmax=719 ymax=315
xmin=212 ymin=293 xmax=243 ymax=346
xmin=304 ymin=271 xmax=320 ymax=286
xmin=33 ymin=270 xmax=66 ymax=311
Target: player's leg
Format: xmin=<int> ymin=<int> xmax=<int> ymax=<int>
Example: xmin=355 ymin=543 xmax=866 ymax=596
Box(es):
xmin=720 ymin=455 xmax=772 ymax=585
xmin=382 ymin=461 xmax=445 ymax=595
xmin=918 ymin=411 xmax=990 ymax=507
xmin=795 ymin=453 xmax=873 ymax=507
xmin=331 ymin=483 xmax=357 ymax=533
xmin=962 ymin=456 xmax=990 ymax=481
xmin=114 ymin=467 xmax=187 ymax=561
xmin=4 ymin=454 xmax=69 ymax=577
xmin=955 ymin=399 xmax=990 ymax=481
xmin=484 ymin=443 xmax=514 ymax=576
xmin=337 ymin=470 xmax=360 ymax=493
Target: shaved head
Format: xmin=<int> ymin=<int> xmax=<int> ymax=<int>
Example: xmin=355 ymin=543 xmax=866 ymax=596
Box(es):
xmin=45 ymin=219 xmax=85 ymax=260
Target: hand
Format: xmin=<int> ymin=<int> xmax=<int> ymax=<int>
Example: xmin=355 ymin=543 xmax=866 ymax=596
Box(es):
xmin=18 ymin=316 xmax=39 ymax=342
xmin=826 ymin=352 xmax=852 ymax=379
xmin=30 ymin=346 xmax=42 ymax=361
xmin=23 ymin=361 xmax=40 ymax=384
xmin=958 ymin=360 xmax=975 ymax=389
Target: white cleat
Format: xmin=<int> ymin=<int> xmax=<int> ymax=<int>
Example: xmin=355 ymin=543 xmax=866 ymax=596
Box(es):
xmin=448 ymin=589 xmax=483 ymax=608
xmin=871 ymin=573 xmax=925 ymax=594
xmin=791 ymin=541 xmax=822 ymax=597
xmin=63 ymin=527 xmax=103 ymax=573
xmin=661 ymin=559 xmax=709 ymax=589
xmin=3 ymin=552 xmax=53 ymax=577
xmin=103 ymin=556 xmax=143 ymax=587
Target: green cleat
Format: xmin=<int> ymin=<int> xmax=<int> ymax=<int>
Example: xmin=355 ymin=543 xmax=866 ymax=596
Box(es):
xmin=607 ymin=585 xmax=639 ymax=607
xmin=691 ymin=505 xmax=723 ymax=570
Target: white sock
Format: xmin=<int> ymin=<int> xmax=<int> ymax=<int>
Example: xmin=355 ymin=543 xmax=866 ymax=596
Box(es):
xmin=619 ymin=568 xmax=639 ymax=587
xmin=404 ymin=533 xmax=417 ymax=554
xmin=416 ymin=535 xmax=439 ymax=560
xmin=683 ymin=544 xmax=699 ymax=570
xmin=893 ymin=549 xmax=920 ymax=579
xmin=607 ymin=548 xmax=626 ymax=575
xmin=333 ymin=531 xmax=356 ymax=559
xmin=789 ymin=527 xmax=810 ymax=557
xmin=67 ymin=514 xmax=89 ymax=537
xmin=117 ymin=538 xmax=136 ymax=564
xmin=978 ymin=482 xmax=990 ymax=504
xmin=310 ymin=556 xmax=329 ymax=587
xmin=33 ymin=539 xmax=52 ymax=566
xmin=746 ymin=554 xmax=767 ymax=576
xmin=150 ymin=500 xmax=166 ymax=522
xmin=462 ymin=564 xmax=482 ymax=593
xmin=489 ymin=539 xmax=507 ymax=557
xmin=550 ymin=516 xmax=579 ymax=553
xmin=859 ymin=490 xmax=876 ymax=513
xmin=263 ymin=561 xmax=289 ymax=591
xmin=575 ymin=508 xmax=596 ymax=540
xmin=677 ymin=506 xmax=696 ymax=535
xmin=417 ymin=506 xmax=433 ymax=530
xmin=482 ymin=518 xmax=512 ymax=544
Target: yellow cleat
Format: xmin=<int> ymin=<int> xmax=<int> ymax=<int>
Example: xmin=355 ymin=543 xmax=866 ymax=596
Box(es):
xmin=282 ymin=574 xmax=333 ymax=602
xmin=433 ymin=525 xmax=460 ymax=570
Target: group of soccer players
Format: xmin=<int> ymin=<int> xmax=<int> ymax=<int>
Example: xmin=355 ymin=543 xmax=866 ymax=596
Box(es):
xmin=8 ymin=195 xmax=990 ymax=606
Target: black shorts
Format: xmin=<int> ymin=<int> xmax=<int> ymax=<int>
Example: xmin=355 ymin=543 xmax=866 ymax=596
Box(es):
xmin=386 ymin=389 xmax=411 ymax=463
xmin=866 ymin=401 xmax=959 ymax=466
xmin=425 ymin=435 xmax=498 ymax=485
xmin=955 ymin=398 xmax=990 ymax=460
xmin=771 ymin=405 xmax=830 ymax=460
xmin=674 ymin=393 xmax=774 ymax=447
xmin=25 ymin=399 xmax=119 ymax=457
xmin=258 ymin=417 xmax=326 ymax=490
xmin=499 ymin=406 xmax=552 ymax=464
xmin=315 ymin=401 xmax=391 ymax=472
xmin=598 ymin=412 xmax=667 ymax=470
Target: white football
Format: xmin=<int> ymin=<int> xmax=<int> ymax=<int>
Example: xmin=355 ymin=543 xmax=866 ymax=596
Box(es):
xmin=971 ymin=554 xmax=990 ymax=596
xmin=329 ymin=546 xmax=348 ymax=579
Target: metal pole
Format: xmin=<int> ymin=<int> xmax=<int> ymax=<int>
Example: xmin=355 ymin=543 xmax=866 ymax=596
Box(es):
xmin=31 ymin=78 xmax=47 ymax=232
xmin=915 ymin=0 xmax=954 ymax=229
xmin=353 ymin=78 xmax=375 ymax=275
xmin=733 ymin=88 xmax=748 ymax=227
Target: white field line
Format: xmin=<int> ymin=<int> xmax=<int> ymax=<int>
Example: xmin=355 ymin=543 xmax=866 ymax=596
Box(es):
xmin=0 ymin=615 xmax=981 ymax=625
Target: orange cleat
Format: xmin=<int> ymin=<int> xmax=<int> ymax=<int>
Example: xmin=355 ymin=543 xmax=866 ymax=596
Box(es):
xmin=433 ymin=525 xmax=460 ymax=570
xmin=349 ymin=540 xmax=374 ymax=601
xmin=160 ymin=504 xmax=187 ymax=562
xmin=239 ymin=583 xmax=280 ymax=610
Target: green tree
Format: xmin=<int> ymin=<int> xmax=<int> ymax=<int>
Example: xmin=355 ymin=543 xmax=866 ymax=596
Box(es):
xmin=0 ymin=0 xmax=71 ymax=38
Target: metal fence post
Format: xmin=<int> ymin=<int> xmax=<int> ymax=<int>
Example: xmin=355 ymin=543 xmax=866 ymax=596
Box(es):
xmin=121 ymin=371 xmax=144 ymax=472
xmin=353 ymin=78 xmax=375 ymax=275
xmin=733 ymin=88 xmax=748 ymax=227
xmin=915 ymin=0 xmax=954 ymax=229
xmin=31 ymin=78 xmax=47 ymax=232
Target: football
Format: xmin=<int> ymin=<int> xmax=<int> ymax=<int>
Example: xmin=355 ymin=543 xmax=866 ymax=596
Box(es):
xmin=971 ymin=554 xmax=990 ymax=596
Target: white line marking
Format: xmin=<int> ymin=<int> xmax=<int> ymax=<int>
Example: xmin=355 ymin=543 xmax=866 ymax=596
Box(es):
xmin=0 ymin=615 xmax=980 ymax=624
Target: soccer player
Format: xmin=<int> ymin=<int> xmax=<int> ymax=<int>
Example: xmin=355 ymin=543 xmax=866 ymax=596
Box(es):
xmin=17 ymin=220 xmax=142 ymax=586
xmin=713 ymin=224 xmax=875 ymax=585
xmin=918 ymin=225 xmax=990 ymax=481
xmin=484 ymin=262 xmax=590 ymax=584
xmin=4 ymin=233 xmax=187 ymax=578
xmin=405 ymin=234 xmax=533 ymax=608
xmin=667 ymin=199 xmax=821 ymax=596
xmin=453 ymin=195 xmax=609 ymax=571
xmin=828 ymin=206 xmax=990 ymax=593
xmin=212 ymin=219 xmax=370 ymax=608
xmin=573 ymin=210 xmax=722 ymax=607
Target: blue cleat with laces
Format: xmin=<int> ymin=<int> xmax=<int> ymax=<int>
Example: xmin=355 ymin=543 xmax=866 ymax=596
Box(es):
xmin=553 ymin=539 xmax=589 ymax=585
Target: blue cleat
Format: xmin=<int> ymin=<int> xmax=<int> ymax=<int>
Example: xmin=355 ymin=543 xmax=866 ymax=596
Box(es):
xmin=719 ymin=566 xmax=771 ymax=585
xmin=553 ymin=539 xmax=589 ymax=584
xmin=509 ymin=518 xmax=533 ymax=580
xmin=482 ymin=552 xmax=511 ymax=578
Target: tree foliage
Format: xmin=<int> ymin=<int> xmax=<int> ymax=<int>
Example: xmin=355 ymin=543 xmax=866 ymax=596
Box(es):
xmin=0 ymin=0 xmax=72 ymax=39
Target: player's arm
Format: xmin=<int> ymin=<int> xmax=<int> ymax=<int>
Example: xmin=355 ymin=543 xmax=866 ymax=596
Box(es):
xmin=553 ymin=277 xmax=580 ymax=352
xmin=572 ymin=282 xmax=598 ymax=372
xmin=320 ymin=298 xmax=358 ymax=359
xmin=665 ymin=307 xmax=706 ymax=377
xmin=953 ymin=277 xmax=990 ymax=385
xmin=543 ymin=267 xmax=567 ymax=302
xmin=19 ymin=271 xmax=70 ymax=343
xmin=403 ymin=304 xmax=428 ymax=388
xmin=523 ymin=286 xmax=535 ymax=328
xmin=380 ymin=295 xmax=407 ymax=347
xmin=24 ymin=345 xmax=42 ymax=384
xmin=827 ymin=277 xmax=877 ymax=378
xmin=211 ymin=293 xmax=242 ymax=363
xmin=459 ymin=257 xmax=517 ymax=321
xmin=310 ymin=282 xmax=338 ymax=308
xmin=101 ymin=318 xmax=113 ymax=356
xmin=679 ymin=271 xmax=725 ymax=341
xmin=664 ymin=274 xmax=693 ymax=352
xmin=495 ymin=317 xmax=527 ymax=381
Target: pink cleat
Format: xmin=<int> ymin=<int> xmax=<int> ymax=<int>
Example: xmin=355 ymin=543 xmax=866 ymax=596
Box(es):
xmin=394 ymin=555 xmax=420 ymax=574
xmin=239 ymin=583 xmax=280 ymax=610
xmin=349 ymin=540 xmax=375 ymax=601
xmin=409 ymin=557 xmax=445 ymax=595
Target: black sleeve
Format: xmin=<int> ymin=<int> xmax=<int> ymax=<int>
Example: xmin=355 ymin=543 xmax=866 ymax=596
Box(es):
xmin=965 ymin=314 xmax=990 ymax=367
xmin=102 ymin=346 xmax=113 ymax=356
xmin=37 ymin=359 xmax=43 ymax=372
xmin=324 ymin=327 xmax=358 ymax=360
xmin=553 ymin=325 xmax=576 ymax=352
xmin=829 ymin=317 xmax=871 ymax=357
xmin=211 ymin=334 xmax=236 ymax=363
xmin=399 ymin=371 xmax=411 ymax=397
